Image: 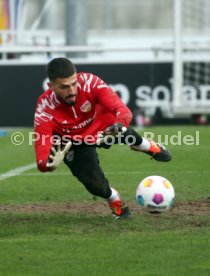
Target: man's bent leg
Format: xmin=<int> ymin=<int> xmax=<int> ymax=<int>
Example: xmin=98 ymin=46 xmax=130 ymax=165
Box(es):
xmin=120 ymin=127 xmax=172 ymax=162
xmin=64 ymin=145 xmax=111 ymax=198
xmin=64 ymin=145 xmax=131 ymax=218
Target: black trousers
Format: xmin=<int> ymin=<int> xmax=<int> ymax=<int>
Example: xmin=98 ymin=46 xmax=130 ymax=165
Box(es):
xmin=64 ymin=127 xmax=142 ymax=199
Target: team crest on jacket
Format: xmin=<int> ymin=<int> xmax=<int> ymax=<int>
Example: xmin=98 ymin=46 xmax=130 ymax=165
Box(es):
xmin=80 ymin=100 xmax=92 ymax=112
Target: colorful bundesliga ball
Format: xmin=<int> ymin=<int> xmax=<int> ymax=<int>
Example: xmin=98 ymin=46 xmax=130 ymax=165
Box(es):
xmin=136 ymin=175 xmax=175 ymax=213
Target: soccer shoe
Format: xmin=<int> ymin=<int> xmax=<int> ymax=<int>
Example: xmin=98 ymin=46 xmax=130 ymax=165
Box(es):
xmin=146 ymin=141 xmax=172 ymax=162
xmin=131 ymin=141 xmax=172 ymax=162
xmin=108 ymin=199 xmax=131 ymax=219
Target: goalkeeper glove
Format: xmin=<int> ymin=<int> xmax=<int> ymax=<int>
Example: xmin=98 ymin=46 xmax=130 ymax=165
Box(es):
xmin=96 ymin=123 xmax=127 ymax=145
xmin=46 ymin=140 xmax=72 ymax=171
xmin=104 ymin=123 xmax=127 ymax=136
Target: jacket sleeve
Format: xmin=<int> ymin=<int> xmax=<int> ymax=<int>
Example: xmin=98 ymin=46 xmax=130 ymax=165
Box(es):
xmin=34 ymin=122 xmax=53 ymax=172
xmin=34 ymin=97 xmax=53 ymax=172
xmin=91 ymin=75 xmax=133 ymax=127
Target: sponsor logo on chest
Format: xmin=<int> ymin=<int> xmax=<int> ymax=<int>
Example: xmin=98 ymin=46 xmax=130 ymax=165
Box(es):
xmin=80 ymin=100 xmax=92 ymax=112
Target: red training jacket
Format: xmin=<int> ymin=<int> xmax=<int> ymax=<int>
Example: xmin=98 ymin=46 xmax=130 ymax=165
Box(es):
xmin=34 ymin=72 xmax=133 ymax=172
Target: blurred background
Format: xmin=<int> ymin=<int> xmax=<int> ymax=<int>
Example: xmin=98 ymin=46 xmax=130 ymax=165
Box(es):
xmin=0 ymin=0 xmax=210 ymax=127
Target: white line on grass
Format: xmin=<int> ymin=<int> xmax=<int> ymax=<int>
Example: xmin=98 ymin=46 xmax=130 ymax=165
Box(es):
xmin=0 ymin=163 xmax=37 ymax=181
xmin=0 ymin=163 xmax=207 ymax=181
xmin=1 ymin=170 xmax=208 ymax=178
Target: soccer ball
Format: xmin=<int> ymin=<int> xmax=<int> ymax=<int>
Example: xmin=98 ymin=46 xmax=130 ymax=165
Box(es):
xmin=136 ymin=175 xmax=175 ymax=213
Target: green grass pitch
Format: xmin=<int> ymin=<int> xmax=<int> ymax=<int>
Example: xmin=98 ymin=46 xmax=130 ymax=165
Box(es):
xmin=0 ymin=126 xmax=210 ymax=276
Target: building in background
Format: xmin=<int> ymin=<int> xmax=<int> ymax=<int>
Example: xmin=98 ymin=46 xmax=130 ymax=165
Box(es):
xmin=0 ymin=0 xmax=210 ymax=126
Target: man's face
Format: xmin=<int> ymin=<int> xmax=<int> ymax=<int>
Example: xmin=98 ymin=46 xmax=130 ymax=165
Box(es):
xmin=48 ymin=73 xmax=78 ymax=105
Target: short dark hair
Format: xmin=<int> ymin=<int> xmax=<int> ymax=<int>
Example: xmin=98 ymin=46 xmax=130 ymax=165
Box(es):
xmin=47 ymin=57 xmax=76 ymax=81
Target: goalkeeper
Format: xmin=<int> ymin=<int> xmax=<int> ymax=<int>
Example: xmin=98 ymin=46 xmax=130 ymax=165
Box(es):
xmin=34 ymin=57 xmax=171 ymax=219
